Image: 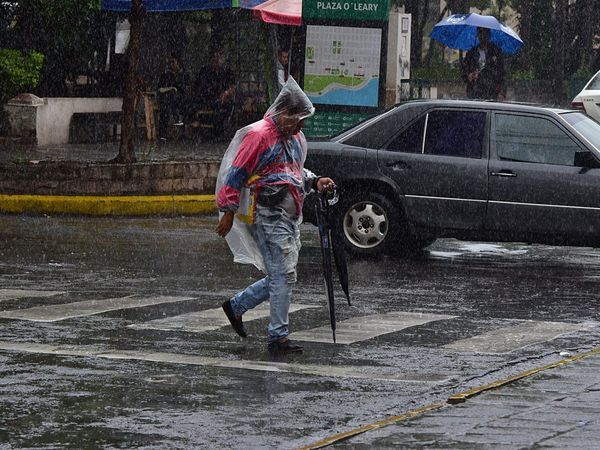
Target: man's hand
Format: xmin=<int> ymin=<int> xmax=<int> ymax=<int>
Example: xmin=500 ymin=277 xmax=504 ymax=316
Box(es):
xmin=467 ymin=71 xmax=479 ymax=82
xmin=316 ymin=177 xmax=336 ymax=192
xmin=216 ymin=210 xmax=235 ymax=237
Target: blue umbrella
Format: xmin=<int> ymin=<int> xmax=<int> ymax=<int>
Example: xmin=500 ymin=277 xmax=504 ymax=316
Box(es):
xmin=430 ymin=13 xmax=523 ymax=54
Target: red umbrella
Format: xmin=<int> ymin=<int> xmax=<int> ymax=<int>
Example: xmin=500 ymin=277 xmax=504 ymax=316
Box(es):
xmin=252 ymin=0 xmax=302 ymax=26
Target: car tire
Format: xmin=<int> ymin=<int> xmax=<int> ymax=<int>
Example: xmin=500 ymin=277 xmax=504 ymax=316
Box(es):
xmin=336 ymin=193 xmax=400 ymax=257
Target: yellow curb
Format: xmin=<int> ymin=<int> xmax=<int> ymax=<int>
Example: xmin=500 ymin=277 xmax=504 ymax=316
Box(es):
xmin=447 ymin=346 xmax=600 ymax=404
xmin=298 ymin=347 xmax=600 ymax=449
xmin=0 ymin=194 xmax=218 ymax=216
xmin=297 ymin=403 xmax=447 ymax=449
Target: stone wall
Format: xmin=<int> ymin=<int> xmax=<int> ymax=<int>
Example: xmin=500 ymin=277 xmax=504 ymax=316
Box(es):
xmin=0 ymin=160 xmax=220 ymax=196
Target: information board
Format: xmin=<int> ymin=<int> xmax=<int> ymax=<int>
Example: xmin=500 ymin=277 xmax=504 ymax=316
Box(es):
xmin=304 ymin=25 xmax=382 ymax=108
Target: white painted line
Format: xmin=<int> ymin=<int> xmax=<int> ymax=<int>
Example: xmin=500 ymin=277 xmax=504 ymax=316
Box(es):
xmin=292 ymin=311 xmax=457 ymax=344
xmin=0 ymin=296 xmax=195 ymax=322
xmin=0 ymin=289 xmax=66 ymax=302
xmin=0 ymin=341 xmax=449 ymax=383
xmin=128 ymin=303 xmax=320 ymax=332
xmin=444 ymin=320 xmax=583 ymax=354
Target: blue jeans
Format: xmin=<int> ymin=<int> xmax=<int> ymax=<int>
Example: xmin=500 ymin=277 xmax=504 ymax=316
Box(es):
xmin=230 ymin=206 xmax=301 ymax=342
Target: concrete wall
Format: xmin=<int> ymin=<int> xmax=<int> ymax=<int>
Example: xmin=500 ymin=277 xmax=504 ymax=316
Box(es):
xmin=4 ymin=96 xmax=123 ymax=146
xmin=0 ymin=160 xmax=220 ymax=196
xmin=36 ymin=97 xmax=123 ymax=146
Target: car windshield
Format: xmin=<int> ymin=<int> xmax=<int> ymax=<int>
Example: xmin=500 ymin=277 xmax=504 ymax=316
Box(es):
xmin=561 ymin=112 xmax=600 ymax=150
xmin=587 ymin=72 xmax=600 ymax=90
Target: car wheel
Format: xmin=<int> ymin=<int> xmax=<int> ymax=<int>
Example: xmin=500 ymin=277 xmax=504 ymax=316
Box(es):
xmin=337 ymin=193 xmax=399 ymax=257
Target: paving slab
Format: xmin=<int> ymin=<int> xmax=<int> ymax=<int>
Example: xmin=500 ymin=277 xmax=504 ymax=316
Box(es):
xmin=324 ymin=354 xmax=600 ymax=449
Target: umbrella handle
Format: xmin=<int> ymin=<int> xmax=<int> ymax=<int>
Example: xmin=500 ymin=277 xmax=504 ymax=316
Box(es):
xmin=319 ymin=187 xmax=338 ymax=211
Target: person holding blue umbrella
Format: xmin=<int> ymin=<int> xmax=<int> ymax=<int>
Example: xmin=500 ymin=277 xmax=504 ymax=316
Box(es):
xmin=430 ymin=13 xmax=523 ymax=100
xmin=462 ymin=27 xmax=505 ymax=100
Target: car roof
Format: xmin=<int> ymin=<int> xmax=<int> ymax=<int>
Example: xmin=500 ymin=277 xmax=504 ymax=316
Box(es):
xmin=399 ymin=99 xmax=574 ymax=115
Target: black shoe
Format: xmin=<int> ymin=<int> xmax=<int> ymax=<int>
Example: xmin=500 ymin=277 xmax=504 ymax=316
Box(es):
xmin=222 ymin=300 xmax=247 ymax=338
xmin=268 ymin=339 xmax=303 ymax=354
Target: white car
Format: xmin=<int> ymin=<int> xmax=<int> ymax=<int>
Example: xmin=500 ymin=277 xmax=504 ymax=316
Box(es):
xmin=572 ymin=70 xmax=600 ymax=122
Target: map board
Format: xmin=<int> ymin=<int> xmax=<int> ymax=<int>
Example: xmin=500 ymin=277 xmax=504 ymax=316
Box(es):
xmin=304 ymin=25 xmax=382 ymax=108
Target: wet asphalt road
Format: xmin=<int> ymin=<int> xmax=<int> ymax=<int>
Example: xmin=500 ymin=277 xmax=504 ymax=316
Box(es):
xmin=1 ymin=214 xmax=600 ymax=449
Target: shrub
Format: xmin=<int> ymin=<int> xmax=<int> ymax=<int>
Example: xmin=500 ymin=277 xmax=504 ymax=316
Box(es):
xmin=508 ymin=69 xmax=535 ymax=81
xmin=412 ymin=63 xmax=461 ymax=82
xmin=0 ymin=49 xmax=44 ymax=104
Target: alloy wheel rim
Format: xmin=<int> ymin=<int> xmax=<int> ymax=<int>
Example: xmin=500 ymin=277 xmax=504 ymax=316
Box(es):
xmin=342 ymin=201 xmax=388 ymax=249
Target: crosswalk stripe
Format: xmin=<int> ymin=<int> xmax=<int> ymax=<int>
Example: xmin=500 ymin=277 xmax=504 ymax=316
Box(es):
xmin=0 ymin=289 xmax=66 ymax=302
xmin=128 ymin=303 xmax=320 ymax=332
xmin=0 ymin=340 xmax=450 ymax=383
xmin=0 ymin=296 xmax=194 ymax=322
xmin=292 ymin=311 xmax=457 ymax=344
xmin=444 ymin=320 xmax=583 ymax=354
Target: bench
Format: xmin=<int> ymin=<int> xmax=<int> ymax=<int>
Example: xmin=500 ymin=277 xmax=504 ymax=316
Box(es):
xmin=69 ymin=111 xmax=122 ymax=144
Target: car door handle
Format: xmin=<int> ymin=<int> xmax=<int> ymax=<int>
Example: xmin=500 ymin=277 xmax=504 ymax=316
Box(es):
xmin=490 ymin=170 xmax=517 ymax=177
xmin=386 ymin=160 xmax=411 ymax=169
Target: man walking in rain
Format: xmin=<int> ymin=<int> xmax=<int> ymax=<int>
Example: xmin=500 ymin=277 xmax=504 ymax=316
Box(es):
xmin=215 ymin=78 xmax=335 ymax=354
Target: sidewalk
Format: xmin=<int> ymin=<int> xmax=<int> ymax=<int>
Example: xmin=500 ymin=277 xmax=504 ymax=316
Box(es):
xmin=0 ymin=138 xmax=228 ymax=164
xmin=0 ymin=139 xmax=228 ymax=216
xmin=308 ymin=350 xmax=600 ymax=449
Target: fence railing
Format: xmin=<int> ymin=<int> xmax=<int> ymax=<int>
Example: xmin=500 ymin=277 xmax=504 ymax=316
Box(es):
xmin=398 ymin=79 xmax=436 ymax=101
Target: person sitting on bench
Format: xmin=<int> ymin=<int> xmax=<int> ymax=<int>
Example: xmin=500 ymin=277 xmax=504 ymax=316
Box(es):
xmin=190 ymin=49 xmax=236 ymax=139
xmin=157 ymin=52 xmax=190 ymax=141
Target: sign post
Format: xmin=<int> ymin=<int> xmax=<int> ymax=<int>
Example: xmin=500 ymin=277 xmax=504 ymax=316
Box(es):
xmin=301 ymin=0 xmax=390 ymax=137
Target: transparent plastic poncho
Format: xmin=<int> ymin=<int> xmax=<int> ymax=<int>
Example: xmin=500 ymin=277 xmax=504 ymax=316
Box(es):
xmin=215 ymin=77 xmax=315 ymax=272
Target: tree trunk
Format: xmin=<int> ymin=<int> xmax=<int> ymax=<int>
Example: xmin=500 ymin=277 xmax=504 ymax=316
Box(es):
xmin=552 ymin=0 xmax=567 ymax=95
xmin=112 ymin=0 xmax=144 ymax=164
xmin=581 ymin=0 xmax=595 ymax=69
xmin=405 ymin=0 xmax=431 ymax=69
xmin=424 ymin=5 xmax=448 ymax=67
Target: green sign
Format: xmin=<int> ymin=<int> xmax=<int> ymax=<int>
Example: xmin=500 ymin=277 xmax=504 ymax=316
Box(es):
xmin=302 ymin=0 xmax=389 ymax=21
xmin=303 ymin=111 xmax=371 ymax=137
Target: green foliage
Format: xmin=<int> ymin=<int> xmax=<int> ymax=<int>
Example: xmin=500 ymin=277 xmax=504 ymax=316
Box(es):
xmin=508 ymin=69 xmax=535 ymax=81
xmin=572 ymin=64 xmax=594 ymax=81
xmin=0 ymin=49 xmax=44 ymax=102
xmin=412 ymin=63 xmax=461 ymax=82
xmin=446 ymin=0 xmax=491 ymax=13
xmin=506 ymin=0 xmax=600 ymax=81
xmin=1 ymin=0 xmax=105 ymax=96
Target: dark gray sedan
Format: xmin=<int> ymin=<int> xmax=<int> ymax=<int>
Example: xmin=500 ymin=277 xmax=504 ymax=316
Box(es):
xmin=303 ymin=100 xmax=600 ymax=257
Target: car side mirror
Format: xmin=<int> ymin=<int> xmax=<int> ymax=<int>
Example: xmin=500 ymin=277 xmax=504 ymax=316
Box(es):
xmin=574 ymin=151 xmax=600 ymax=168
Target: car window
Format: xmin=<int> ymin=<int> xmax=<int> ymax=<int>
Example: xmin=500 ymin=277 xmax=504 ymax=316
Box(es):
xmin=341 ymin=105 xmax=424 ymax=149
xmin=561 ymin=111 xmax=600 ymax=150
xmin=385 ymin=116 xmax=425 ymax=153
xmin=495 ymin=114 xmax=582 ymax=166
xmin=424 ymin=110 xmax=486 ymax=158
xmin=587 ymin=72 xmax=600 ymax=90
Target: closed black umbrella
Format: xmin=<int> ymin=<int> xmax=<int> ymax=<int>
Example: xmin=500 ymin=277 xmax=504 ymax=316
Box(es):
xmin=315 ymin=188 xmax=350 ymax=343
